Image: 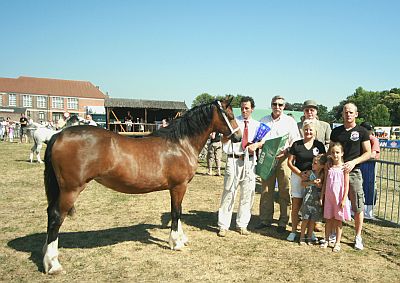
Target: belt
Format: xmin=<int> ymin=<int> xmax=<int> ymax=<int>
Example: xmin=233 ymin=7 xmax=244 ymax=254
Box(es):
xmin=227 ymin=154 xmax=254 ymax=160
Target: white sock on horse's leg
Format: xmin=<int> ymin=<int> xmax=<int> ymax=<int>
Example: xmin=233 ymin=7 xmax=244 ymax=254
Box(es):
xmin=43 ymin=237 xmax=63 ymax=275
xmin=177 ymin=219 xmax=188 ymax=245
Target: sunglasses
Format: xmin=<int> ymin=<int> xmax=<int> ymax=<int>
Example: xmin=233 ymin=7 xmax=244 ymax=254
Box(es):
xmin=272 ymin=102 xmax=284 ymax=107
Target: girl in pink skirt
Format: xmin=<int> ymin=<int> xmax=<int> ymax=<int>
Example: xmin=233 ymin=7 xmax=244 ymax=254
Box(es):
xmin=320 ymin=142 xmax=351 ymax=252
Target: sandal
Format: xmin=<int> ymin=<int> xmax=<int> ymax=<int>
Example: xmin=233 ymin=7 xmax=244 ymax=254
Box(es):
xmin=333 ymin=243 xmax=341 ymax=252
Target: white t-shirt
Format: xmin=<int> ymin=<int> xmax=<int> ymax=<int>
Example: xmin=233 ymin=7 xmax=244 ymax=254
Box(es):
xmin=259 ymin=113 xmax=300 ymax=149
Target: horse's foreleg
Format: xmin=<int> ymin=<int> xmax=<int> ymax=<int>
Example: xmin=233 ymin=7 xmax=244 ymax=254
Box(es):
xmin=36 ymin=143 xmax=43 ymax=163
xmin=168 ymin=185 xmax=188 ymax=250
xmin=30 ymin=144 xmax=36 ymax=163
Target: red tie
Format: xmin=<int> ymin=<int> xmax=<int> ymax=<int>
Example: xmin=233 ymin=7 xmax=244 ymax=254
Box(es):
xmin=242 ymin=120 xmax=248 ymax=150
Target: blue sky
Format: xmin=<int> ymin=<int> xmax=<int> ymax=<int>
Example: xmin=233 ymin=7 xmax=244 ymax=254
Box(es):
xmin=1 ymin=0 xmax=399 ymax=110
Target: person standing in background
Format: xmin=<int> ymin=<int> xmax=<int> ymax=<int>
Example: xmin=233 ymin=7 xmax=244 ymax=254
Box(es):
xmin=19 ymin=113 xmax=28 ymax=143
xmin=125 ymin=111 xmax=133 ymax=132
xmin=298 ymin=100 xmax=331 ymax=150
xmin=207 ymin=132 xmax=222 ymax=176
xmin=85 ymin=114 xmax=98 ymax=126
xmin=360 ymin=121 xmax=380 ymax=220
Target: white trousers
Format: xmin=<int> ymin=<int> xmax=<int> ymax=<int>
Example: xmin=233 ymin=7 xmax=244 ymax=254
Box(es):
xmin=218 ymin=156 xmax=256 ymax=229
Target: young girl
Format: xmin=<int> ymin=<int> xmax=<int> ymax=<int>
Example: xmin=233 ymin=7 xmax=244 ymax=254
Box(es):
xmin=320 ymin=142 xmax=351 ymax=252
xmin=299 ymin=154 xmax=327 ymax=245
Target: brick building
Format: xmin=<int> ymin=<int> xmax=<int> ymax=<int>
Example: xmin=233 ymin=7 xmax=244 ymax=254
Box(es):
xmin=0 ymin=76 xmax=106 ymax=122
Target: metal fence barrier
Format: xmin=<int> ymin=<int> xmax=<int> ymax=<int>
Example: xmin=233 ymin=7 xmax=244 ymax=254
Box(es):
xmin=364 ymin=147 xmax=400 ymax=224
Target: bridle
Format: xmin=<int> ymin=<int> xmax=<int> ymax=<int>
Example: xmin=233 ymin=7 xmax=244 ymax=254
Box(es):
xmin=216 ymin=100 xmax=240 ymax=138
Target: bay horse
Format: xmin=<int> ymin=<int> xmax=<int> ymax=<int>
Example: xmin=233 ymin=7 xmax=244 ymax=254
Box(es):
xmin=42 ymin=97 xmax=242 ymax=275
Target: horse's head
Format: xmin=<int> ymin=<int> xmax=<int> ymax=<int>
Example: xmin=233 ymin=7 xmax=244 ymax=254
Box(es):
xmin=213 ymin=96 xmax=242 ymax=143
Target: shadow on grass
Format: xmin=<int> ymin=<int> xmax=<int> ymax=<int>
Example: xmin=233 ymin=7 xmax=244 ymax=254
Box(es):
xmin=161 ymin=210 xmax=289 ymax=241
xmin=8 ymin=223 xmax=166 ymax=272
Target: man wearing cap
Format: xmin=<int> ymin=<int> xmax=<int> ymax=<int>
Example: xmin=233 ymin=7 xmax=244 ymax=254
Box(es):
xmin=299 ymin=100 xmax=331 ymax=150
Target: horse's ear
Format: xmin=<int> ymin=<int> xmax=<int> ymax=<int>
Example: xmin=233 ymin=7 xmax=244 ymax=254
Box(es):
xmin=226 ymin=96 xmax=233 ymax=107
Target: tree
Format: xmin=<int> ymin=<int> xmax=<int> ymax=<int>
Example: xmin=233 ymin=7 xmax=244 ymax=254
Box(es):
xmin=383 ymin=92 xmax=400 ymax=125
xmin=369 ymin=104 xmax=391 ymax=126
xmin=329 ymin=87 xmax=397 ymax=126
xmin=191 ymin=93 xmax=215 ymax=108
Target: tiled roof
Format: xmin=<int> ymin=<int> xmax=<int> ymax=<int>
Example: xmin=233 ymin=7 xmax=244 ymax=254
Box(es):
xmin=105 ymin=98 xmax=188 ymax=110
xmin=0 ymin=76 xmax=106 ymax=99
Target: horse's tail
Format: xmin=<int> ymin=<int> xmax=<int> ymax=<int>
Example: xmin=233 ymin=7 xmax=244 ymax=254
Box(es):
xmin=44 ymin=132 xmax=75 ymax=217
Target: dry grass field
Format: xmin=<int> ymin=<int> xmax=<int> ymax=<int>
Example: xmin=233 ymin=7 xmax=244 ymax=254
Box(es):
xmin=0 ymin=142 xmax=399 ymax=282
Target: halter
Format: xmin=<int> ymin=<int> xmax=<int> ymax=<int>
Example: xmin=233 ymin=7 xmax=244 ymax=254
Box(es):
xmin=216 ymin=101 xmax=240 ymax=138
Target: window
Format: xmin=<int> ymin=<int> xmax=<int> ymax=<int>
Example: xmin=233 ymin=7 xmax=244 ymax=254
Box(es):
xmin=52 ymin=97 xmax=64 ymax=109
xmin=0 ymin=93 xmax=3 ymax=106
xmin=37 ymin=96 xmax=47 ymax=108
xmin=52 ymin=112 xmax=64 ymax=123
xmin=9 ymin=94 xmax=16 ymax=106
xmin=39 ymin=111 xmax=45 ymax=121
xmin=23 ymin=95 xmax=32 ymax=107
xmin=67 ymin=98 xmax=78 ymax=110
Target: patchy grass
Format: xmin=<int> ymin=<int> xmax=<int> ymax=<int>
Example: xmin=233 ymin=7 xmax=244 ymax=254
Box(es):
xmin=0 ymin=142 xmax=399 ymax=282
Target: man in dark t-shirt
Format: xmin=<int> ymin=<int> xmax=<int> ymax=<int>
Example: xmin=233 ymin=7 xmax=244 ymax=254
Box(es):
xmin=330 ymin=103 xmax=371 ymax=251
xmin=19 ymin=113 xmax=28 ymax=143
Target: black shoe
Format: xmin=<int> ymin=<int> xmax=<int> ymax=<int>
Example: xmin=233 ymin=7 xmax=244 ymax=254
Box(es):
xmin=277 ymin=226 xmax=286 ymax=233
xmin=255 ymin=222 xmax=272 ymax=230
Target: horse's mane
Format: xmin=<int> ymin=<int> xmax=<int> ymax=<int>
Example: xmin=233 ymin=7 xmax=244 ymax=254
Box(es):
xmin=150 ymin=101 xmax=215 ymax=141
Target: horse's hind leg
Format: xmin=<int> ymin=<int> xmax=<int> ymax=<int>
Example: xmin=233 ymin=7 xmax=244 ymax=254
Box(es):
xmin=168 ymin=185 xmax=188 ymax=250
xmin=43 ymin=190 xmax=81 ymax=275
xmin=30 ymin=144 xmax=36 ymax=163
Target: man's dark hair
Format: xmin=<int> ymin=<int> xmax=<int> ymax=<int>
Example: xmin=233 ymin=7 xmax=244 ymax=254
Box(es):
xmin=240 ymin=96 xmax=255 ymax=109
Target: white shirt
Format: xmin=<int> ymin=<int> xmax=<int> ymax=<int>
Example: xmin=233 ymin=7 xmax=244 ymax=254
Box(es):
xmin=223 ymin=115 xmax=260 ymax=155
xmin=86 ymin=120 xmax=97 ymax=126
xmin=259 ymin=113 xmax=300 ymax=149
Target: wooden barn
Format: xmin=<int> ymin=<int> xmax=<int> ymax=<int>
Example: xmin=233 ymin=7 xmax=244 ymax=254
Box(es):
xmin=105 ymin=98 xmax=188 ymax=135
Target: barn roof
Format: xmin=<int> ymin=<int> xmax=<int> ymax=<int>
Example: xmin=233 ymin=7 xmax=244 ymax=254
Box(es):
xmin=105 ymin=98 xmax=188 ymax=110
xmin=0 ymin=76 xmax=106 ymax=99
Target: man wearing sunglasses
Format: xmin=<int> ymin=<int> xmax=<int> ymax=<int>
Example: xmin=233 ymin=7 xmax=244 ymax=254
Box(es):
xmin=257 ymin=95 xmax=300 ymax=233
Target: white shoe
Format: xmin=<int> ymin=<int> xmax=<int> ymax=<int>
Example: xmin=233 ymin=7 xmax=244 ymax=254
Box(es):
xmin=286 ymin=232 xmax=296 ymax=242
xmin=354 ymin=235 xmax=364 ymax=250
xmin=218 ymin=229 xmax=227 ymax=237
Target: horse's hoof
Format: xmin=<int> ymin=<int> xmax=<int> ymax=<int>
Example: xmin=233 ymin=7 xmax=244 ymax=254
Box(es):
xmin=47 ymin=265 xmax=64 ymax=275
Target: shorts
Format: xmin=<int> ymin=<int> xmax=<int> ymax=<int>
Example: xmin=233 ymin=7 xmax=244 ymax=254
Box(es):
xmin=290 ymin=173 xmax=305 ymax=199
xmin=349 ymin=169 xmax=364 ymax=213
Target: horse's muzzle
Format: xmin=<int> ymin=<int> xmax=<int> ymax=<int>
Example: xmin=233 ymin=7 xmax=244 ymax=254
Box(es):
xmin=230 ymin=133 xmax=242 ymax=143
